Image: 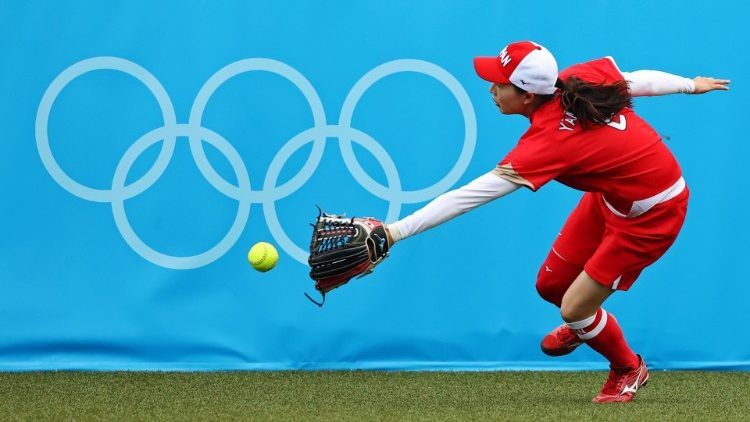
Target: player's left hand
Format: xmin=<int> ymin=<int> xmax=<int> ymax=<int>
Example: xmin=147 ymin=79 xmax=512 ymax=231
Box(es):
xmin=691 ymin=76 xmax=730 ymax=94
xmin=305 ymin=208 xmax=390 ymax=306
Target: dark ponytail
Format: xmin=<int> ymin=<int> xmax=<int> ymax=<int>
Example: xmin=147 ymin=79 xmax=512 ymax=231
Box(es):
xmin=555 ymin=77 xmax=632 ymax=129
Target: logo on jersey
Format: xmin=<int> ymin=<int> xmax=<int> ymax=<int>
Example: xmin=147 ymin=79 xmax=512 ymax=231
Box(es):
xmin=605 ymin=114 xmax=627 ymax=131
xmin=498 ymin=47 xmax=511 ymax=67
xmin=559 ymin=113 xmax=628 ymax=131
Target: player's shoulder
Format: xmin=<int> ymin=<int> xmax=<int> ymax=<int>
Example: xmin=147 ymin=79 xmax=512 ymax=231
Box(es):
xmin=523 ymin=97 xmax=571 ymax=140
xmin=559 ymin=56 xmax=624 ymax=84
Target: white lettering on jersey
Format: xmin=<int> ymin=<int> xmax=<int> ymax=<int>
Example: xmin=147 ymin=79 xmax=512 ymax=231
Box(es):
xmin=498 ymin=47 xmax=511 ymax=67
xmin=559 ymin=111 xmax=577 ymax=131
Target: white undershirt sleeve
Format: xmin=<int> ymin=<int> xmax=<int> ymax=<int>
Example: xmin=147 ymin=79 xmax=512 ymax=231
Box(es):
xmin=621 ymin=70 xmax=695 ymax=96
xmin=386 ymin=172 xmax=521 ymax=243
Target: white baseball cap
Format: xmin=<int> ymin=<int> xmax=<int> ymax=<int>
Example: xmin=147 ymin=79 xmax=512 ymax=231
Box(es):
xmin=474 ymin=41 xmax=558 ymax=95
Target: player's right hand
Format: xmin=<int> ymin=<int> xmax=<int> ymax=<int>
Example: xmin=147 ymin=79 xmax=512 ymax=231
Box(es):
xmin=691 ymin=76 xmax=730 ymax=94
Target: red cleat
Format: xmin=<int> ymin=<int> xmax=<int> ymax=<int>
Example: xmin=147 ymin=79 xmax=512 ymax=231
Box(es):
xmin=592 ymin=355 xmax=649 ymax=403
xmin=541 ymin=324 xmax=582 ymax=356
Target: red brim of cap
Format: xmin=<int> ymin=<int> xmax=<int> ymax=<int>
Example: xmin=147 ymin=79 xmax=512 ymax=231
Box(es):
xmin=473 ymin=56 xmax=510 ymax=84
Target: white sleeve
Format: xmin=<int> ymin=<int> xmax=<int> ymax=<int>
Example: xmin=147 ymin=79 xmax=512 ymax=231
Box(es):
xmin=621 ymin=70 xmax=695 ymax=96
xmin=386 ymin=172 xmax=521 ymax=242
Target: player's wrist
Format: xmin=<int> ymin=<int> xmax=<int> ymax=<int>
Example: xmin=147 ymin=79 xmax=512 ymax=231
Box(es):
xmin=384 ymin=224 xmax=400 ymax=245
xmin=687 ymin=77 xmax=700 ymax=94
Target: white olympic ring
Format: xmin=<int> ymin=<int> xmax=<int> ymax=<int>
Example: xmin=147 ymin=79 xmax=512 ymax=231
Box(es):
xmin=35 ymin=56 xmax=477 ymax=269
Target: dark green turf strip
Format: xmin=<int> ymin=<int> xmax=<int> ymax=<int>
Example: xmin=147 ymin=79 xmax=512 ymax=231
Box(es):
xmin=1 ymin=371 xmax=748 ymax=420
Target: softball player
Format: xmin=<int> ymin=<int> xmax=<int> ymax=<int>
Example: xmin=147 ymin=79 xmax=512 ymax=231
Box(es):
xmin=384 ymin=41 xmax=729 ymax=403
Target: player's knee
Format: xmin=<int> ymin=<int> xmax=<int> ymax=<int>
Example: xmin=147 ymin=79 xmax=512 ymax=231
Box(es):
xmin=559 ymin=293 xmax=596 ymax=323
xmin=559 ymin=298 xmax=583 ymax=323
xmin=535 ymin=272 xmax=564 ymax=307
xmin=535 ymin=250 xmax=581 ymax=307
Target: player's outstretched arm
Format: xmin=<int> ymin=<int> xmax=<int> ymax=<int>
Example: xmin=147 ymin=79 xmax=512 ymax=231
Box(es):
xmin=622 ymin=69 xmax=730 ymax=97
xmin=385 ymin=172 xmax=521 ymax=245
xmin=305 ymin=173 xmax=520 ymax=305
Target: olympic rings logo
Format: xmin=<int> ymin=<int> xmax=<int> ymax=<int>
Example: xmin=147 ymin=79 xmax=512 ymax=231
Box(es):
xmin=35 ymin=57 xmax=476 ymax=269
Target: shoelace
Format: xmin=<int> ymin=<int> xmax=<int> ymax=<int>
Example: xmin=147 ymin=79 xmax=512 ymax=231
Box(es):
xmin=600 ymin=369 xmax=625 ymax=395
xmin=557 ymin=326 xmax=580 ymax=345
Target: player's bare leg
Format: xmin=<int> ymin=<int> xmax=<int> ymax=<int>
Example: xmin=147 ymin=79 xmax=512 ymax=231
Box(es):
xmin=561 ymin=271 xmax=648 ymax=403
xmin=559 ymin=271 xmax=612 ymax=322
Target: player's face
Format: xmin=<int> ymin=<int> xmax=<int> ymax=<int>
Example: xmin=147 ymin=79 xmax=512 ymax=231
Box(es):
xmin=489 ymin=83 xmax=526 ymax=115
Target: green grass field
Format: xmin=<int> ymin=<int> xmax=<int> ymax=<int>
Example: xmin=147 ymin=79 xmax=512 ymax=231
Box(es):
xmin=2 ymin=371 xmax=749 ymax=420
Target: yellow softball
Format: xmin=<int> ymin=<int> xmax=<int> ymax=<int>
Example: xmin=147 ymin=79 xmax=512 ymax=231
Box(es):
xmin=247 ymin=242 xmax=279 ymax=272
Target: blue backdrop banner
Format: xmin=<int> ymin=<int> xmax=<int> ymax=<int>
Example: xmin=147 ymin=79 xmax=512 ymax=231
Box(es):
xmin=1 ymin=0 xmax=747 ymax=370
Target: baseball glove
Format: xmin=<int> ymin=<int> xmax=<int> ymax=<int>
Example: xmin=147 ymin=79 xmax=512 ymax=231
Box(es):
xmin=306 ymin=207 xmax=390 ymax=306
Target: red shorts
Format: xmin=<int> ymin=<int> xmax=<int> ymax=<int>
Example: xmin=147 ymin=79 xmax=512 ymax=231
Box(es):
xmin=552 ymin=187 xmax=689 ymax=291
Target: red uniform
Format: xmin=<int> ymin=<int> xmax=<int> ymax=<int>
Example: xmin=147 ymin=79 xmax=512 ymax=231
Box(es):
xmin=494 ymin=57 xmax=689 ymax=290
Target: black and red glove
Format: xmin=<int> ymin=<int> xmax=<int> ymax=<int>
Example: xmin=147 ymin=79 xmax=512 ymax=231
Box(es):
xmin=306 ymin=208 xmax=390 ymax=306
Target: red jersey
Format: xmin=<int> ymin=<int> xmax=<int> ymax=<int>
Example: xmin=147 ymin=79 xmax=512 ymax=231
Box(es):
xmin=494 ymin=57 xmax=683 ymax=216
